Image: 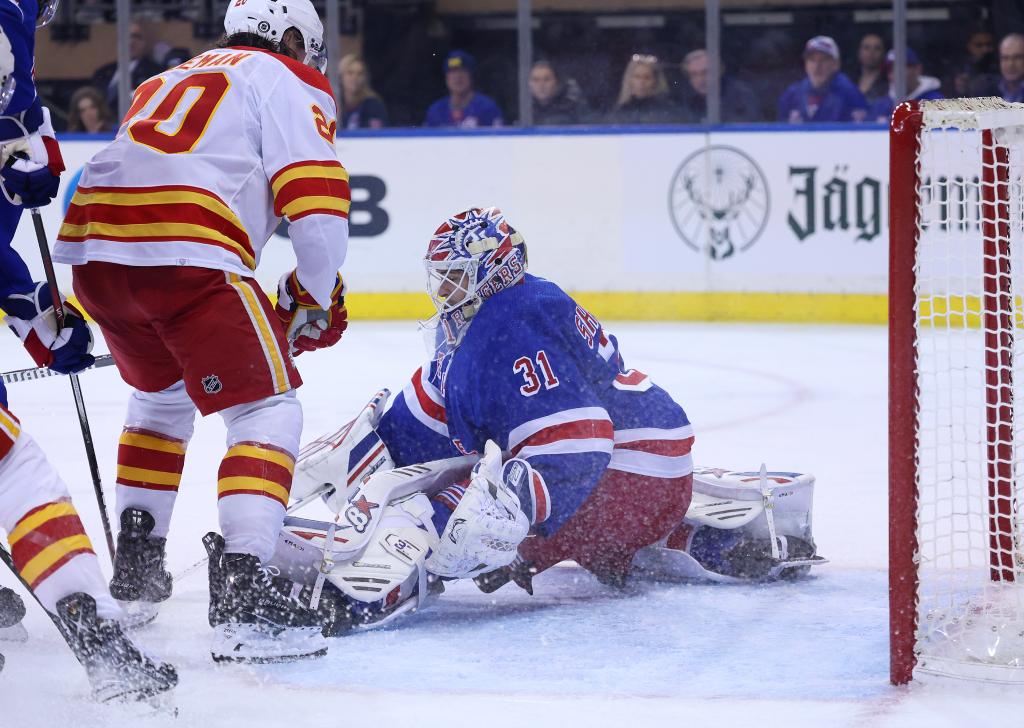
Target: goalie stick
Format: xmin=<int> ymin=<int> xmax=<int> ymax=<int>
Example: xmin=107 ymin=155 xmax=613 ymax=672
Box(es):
xmin=1 ymin=353 xmax=115 ymax=384
xmin=28 ymin=209 xmax=115 ymax=562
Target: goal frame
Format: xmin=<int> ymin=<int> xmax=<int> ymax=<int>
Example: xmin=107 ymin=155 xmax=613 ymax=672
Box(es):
xmin=888 ymin=99 xmax=1019 ymax=685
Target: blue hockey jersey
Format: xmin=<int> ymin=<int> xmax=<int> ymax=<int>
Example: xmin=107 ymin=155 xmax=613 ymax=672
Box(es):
xmin=0 ymin=0 xmax=48 ymax=406
xmin=376 ymin=275 xmax=694 ymax=536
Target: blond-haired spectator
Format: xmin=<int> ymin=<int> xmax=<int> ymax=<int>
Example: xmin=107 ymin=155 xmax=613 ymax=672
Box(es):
xmin=339 ymin=54 xmax=388 ymax=130
xmin=607 ymin=54 xmax=680 ymax=125
xmin=67 ymin=86 xmax=116 ymax=134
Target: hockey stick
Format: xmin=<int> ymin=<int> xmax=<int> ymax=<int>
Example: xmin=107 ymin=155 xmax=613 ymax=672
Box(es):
xmin=30 ymin=208 xmax=115 ymax=562
xmin=2 ymin=353 xmax=115 ymax=384
xmin=0 ymin=542 xmax=71 ymax=641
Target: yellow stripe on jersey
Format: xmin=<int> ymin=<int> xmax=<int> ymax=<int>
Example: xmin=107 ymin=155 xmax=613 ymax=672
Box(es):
xmin=115 ymin=465 xmax=184 ymax=487
xmin=119 ymin=431 xmax=187 ymax=455
xmin=280 ymin=195 xmax=351 ymax=220
xmin=217 ymin=476 xmax=291 ymax=506
xmin=270 ymin=163 xmax=349 ymax=197
xmin=7 ymin=502 xmax=78 ymax=546
xmin=70 ymin=188 xmax=248 ymax=238
xmin=19 ymin=535 xmax=94 ymax=587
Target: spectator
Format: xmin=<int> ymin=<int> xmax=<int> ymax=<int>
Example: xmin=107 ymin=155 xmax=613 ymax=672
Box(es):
xmin=970 ymin=33 xmax=1024 ymax=102
xmin=778 ymin=36 xmax=869 ymax=123
xmin=855 ymin=34 xmax=889 ymax=103
xmin=66 ymin=86 xmax=116 ymax=134
xmin=871 ymin=49 xmax=943 ymax=122
xmin=339 ymin=54 xmax=388 ymax=129
xmin=678 ymin=49 xmax=760 ymax=123
xmin=90 ymin=22 xmax=163 ymax=111
xmin=424 ymin=51 xmax=503 ymax=128
xmin=951 ymin=28 xmax=997 ymax=96
xmin=607 ymin=54 xmax=680 ymax=125
xmin=526 ymin=60 xmax=589 ymax=125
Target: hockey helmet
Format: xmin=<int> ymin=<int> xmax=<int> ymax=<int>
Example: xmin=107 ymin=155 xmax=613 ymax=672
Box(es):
xmin=424 ymin=207 xmax=527 ymax=340
xmin=224 ymin=0 xmax=327 ymax=73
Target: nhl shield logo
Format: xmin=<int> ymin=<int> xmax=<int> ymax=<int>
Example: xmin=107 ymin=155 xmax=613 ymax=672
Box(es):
xmin=201 ymin=375 xmax=223 ymax=395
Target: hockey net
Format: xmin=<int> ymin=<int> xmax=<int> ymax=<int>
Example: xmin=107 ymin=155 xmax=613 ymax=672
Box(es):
xmin=890 ymin=98 xmax=1024 ymax=684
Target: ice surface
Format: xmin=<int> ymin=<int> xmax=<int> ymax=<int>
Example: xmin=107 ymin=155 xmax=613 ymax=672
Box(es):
xmin=1 ymin=322 xmax=1022 ymax=727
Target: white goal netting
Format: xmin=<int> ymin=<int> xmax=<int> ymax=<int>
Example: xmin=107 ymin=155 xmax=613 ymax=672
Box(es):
xmin=912 ymin=98 xmax=1024 ymax=682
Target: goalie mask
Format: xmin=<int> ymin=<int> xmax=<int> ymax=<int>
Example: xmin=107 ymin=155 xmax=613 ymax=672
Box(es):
xmin=424 ymin=207 xmax=527 ymax=346
xmin=223 ymin=0 xmax=327 ymax=73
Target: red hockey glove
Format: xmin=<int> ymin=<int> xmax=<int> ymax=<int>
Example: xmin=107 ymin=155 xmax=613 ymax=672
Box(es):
xmin=274 ymin=270 xmax=347 ymax=356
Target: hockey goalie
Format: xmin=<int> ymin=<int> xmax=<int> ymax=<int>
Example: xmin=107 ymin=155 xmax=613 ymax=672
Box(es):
xmin=245 ymin=207 xmax=826 ymax=636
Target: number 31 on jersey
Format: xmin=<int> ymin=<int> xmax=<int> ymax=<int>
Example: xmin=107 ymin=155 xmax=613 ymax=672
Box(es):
xmin=514 ymin=351 xmax=559 ymax=396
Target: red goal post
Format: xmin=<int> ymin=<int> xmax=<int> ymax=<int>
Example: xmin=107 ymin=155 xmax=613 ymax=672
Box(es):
xmin=890 ymin=98 xmax=1024 ymax=685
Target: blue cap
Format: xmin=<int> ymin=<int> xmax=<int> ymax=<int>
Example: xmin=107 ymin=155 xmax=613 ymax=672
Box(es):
xmin=445 ymin=50 xmax=476 ymax=74
xmin=886 ymin=48 xmax=921 ymax=66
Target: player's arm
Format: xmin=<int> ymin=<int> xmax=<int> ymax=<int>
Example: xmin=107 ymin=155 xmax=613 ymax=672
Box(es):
xmin=260 ymin=69 xmax=350 ymax=355
xmin=0 ymin=14 xmax=64 ymax=209
xmin=375 ymin=363 xmax=461 ymax=467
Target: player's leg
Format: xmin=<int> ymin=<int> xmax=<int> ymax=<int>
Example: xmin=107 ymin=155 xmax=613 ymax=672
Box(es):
xmin=157 ymin=269 xmax=323 ymax=660
xmin=109 ymin=383 xmax=196 ymax=623
xmin=0 ymin=409 xmax=176 ymax=699
xmin=516 ymin=469 xmax=694 ymax=587
xmin=72 ymin=262 xmax=192 ymax=622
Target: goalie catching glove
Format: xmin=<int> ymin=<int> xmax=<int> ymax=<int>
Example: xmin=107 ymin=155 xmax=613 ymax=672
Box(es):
xmin=2 ymin=282 xmax=95 ymax=374
xmin=0 ymin=107 xmax=64 ymax=209
xmin=426 ymin=441 xmax=540 ymax=578
xmin=274 ymin=269 xmax=348 ymax=356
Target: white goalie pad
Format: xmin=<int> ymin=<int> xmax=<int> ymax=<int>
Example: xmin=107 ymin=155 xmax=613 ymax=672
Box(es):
xmin=290 ymin=389 xmax=396 ymax=511
xmin=632 ymin=465 xmax=826 ymax=583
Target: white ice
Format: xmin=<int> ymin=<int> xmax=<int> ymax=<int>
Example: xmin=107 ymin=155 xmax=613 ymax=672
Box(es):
xmin=0 ymin=322 xmax=1022 ymax=727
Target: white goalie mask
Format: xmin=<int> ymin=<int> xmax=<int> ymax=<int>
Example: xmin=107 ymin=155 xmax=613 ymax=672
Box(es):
xmin=224 ymin=0 xmax=327 ymax=73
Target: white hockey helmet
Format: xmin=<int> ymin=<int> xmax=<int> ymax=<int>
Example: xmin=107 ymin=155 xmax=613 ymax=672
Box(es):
xmin=224 ymin=0 xmax=327 ymax=73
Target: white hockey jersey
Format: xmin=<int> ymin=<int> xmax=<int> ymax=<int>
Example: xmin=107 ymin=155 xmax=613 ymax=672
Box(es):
xmin=53 ymin=46 xmax=349 ymax=308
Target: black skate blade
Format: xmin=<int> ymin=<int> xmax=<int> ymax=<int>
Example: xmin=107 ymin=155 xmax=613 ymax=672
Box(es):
xmin=97 ymin=686 xmax=179 ymax=718
xmin=211 ymin=646 xmax=328 ymax=664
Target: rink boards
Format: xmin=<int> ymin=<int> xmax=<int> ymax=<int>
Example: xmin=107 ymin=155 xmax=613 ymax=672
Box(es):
xmin=21 ymin=126 xmax=891 ymax=323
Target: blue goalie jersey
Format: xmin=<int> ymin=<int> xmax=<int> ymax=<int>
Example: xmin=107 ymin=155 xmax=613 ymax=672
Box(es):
xmin=376 ymin=275 xmax=695 ymax=536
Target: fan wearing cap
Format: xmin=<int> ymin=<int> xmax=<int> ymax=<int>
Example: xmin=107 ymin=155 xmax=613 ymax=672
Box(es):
xmin=778 ymin=35 xmax=869 ymax=123
xmin=870 ymin=48 xmax=943 ymax=123
xmin=424 ymin=50 xmax=504 ymax=128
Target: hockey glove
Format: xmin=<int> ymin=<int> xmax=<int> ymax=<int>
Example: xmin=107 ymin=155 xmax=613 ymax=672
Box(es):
xmin=2 ymin=282 xmax=95 ymax=374
xmin=0 ymin=108 xmax=65 ymax=209
xmin=274 ymin=269 xmax=348 ymax=356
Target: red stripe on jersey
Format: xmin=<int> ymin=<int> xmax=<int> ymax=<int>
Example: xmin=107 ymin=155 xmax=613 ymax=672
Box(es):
xmin=288 ymin=207 xmax=349 ymax=222
xmin=348 ymin=442 xmax=387 ymax=486
xmin=411 ymin=367 xmax=447 ymax=424
xmin=511 ymin=419 xmax=614 ymax=456
xmin=64 ymin=201 xmax=253 ymax=255
xmin=219 ymin=488 xmax=289 ymax=508
xmin=270 ymin=159 xmax=345 ymax=185
xmin=614 ymin=436 xmax=694 ymax=458
xmin=615 ymin=370 xmax=648 ymax=386
xmin=273 ymin=175 xmax=350 ymax=215
xmin=532 ymin=472 xmax=550 ymax=523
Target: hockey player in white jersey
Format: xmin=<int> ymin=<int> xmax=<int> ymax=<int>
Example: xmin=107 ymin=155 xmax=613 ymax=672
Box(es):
xmin=52 ymin=0 xmax=349 ymax=662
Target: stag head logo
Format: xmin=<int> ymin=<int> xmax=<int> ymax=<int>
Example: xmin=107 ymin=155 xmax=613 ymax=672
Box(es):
xmin=668 ymin=146 xmax=770 ymax=259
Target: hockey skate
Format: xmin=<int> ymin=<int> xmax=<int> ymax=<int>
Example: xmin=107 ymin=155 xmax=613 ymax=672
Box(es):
xmin=109 ymin=509 xmax=173 ymax=629
xmin=0 ymin=586 xmax=28 ymax=643
xmin=205 ymin=532 xmax=328 ymax=663
xmin=55 ymin=592 xmax=178 ymax=703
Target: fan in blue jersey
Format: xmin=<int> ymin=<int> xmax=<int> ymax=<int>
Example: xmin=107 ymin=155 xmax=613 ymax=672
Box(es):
xmin=0 ymin=12 xmax=176 ymax=700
